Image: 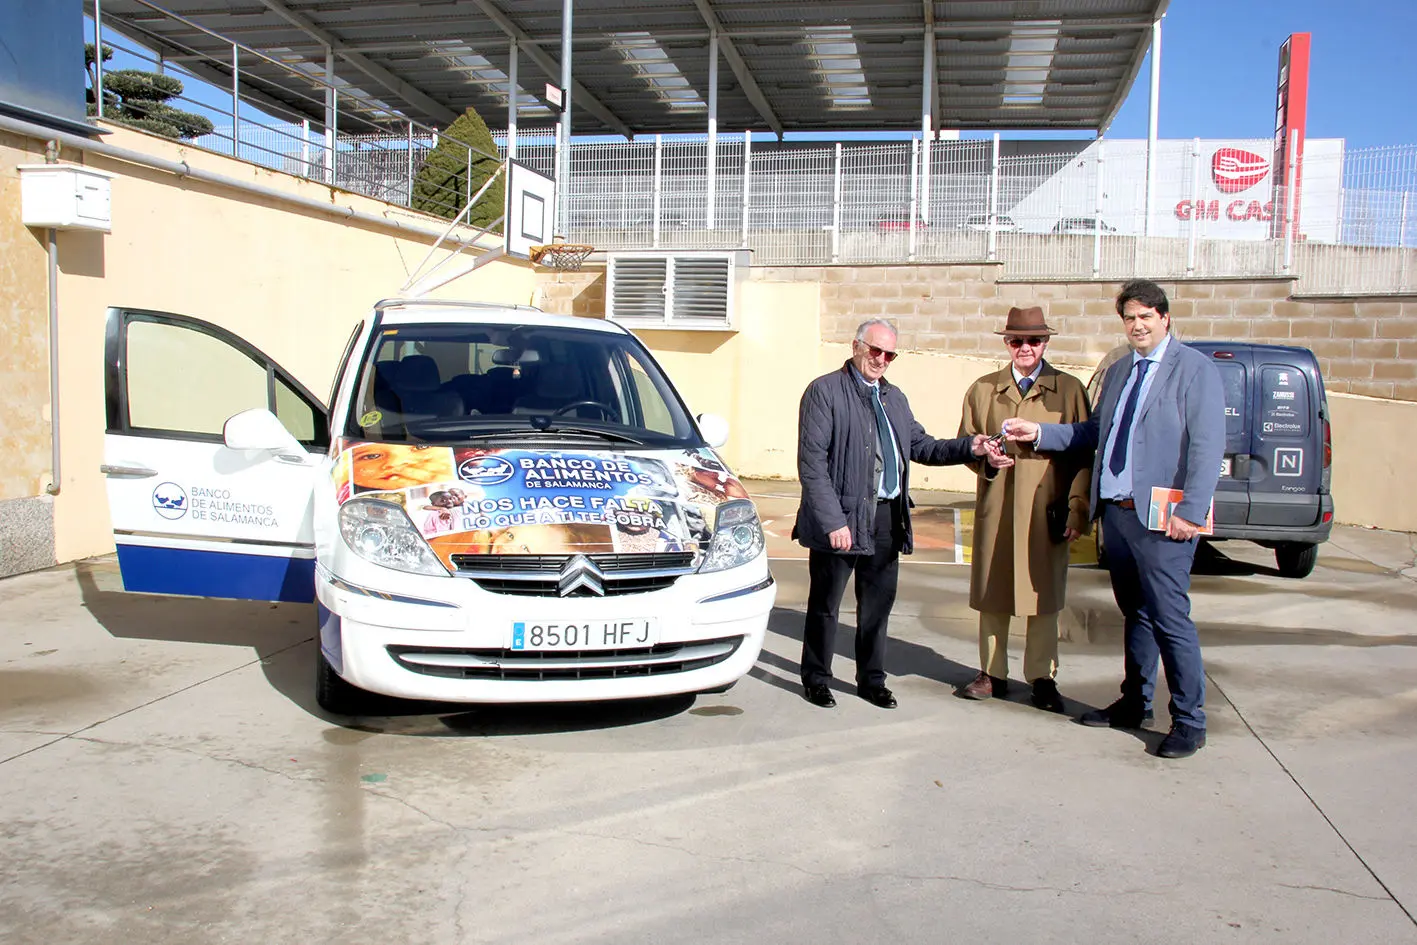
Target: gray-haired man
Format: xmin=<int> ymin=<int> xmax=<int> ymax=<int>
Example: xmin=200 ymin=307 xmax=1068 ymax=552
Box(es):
xmin=793 ymin=318 xmax=988 ymax=709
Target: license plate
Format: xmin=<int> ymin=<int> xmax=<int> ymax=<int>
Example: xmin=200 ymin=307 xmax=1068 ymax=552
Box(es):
xmin=511 ymin=619 xmax=659 ymax=651
xmin=1219 ymin=457 xmax=1233 ymax=478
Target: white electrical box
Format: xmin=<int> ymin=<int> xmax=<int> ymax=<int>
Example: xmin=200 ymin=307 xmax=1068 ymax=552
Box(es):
xmin=19 ymin=164 xmax=115 ymax=232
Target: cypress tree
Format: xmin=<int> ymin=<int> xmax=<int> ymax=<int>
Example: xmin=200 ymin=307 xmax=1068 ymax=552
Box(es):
xmin=411 ymin=105 xmax=504 ymax=230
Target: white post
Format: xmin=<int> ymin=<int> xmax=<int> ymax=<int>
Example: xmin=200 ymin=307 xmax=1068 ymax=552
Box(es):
xmin=94 ymin=0 xmax=104 ymax=119
xmin=707 ymin=30 xmax=719 ymax=229
xmin=406 ymin=121 xmax=415 ymax=207
xmin=740 ymin=130 xmax=752 ymax=248
xmin=557 ymin=0 xmax=573 ymax=236
xmin=908 ymin=138 xmax=920 ymax=262
xmin=1144 ymin=17 xmax=1161 ymax=237
xmin=231 ymin=44 xmax=240 ymax=158
xmin=301 ymin=118 xmax=310 ymax=177
xmin=1400 ymin=190 xmax=1411 ymax=292
xmin=323 ymin=46 xmax=335 ymax=185
xmin=1092 ymin=141 xmax=1105 ymax=277
xmin=1283 ymin=133 xmax=1299 ymax=274
xmin=652 ymin=134 xmax=663 ymax=248
xmin=920 ymin=26 xmax=934 ymax=225
xmin=831 ymin=142 xmax=843 ymax=263
xmin=507 ymin=39 xmax=518 ymax=161
xmin=467 ymin=146 xmax=473 ymax=204
xmin=1187 ymin=137 xmax=1201 ymax=275
xmin=988 ymin=132 xmax=1001 ymax=261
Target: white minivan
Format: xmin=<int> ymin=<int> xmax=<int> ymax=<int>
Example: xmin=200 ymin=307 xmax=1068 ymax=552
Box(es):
xmin=101 ymin=299 xmax=775 ymax=712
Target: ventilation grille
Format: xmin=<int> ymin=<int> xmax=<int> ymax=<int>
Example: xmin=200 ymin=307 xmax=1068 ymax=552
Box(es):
xmin=608 ymin=254 xmax=734 ymax=327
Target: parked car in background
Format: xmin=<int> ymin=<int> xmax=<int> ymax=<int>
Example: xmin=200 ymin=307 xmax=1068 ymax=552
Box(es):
xmin=1052 ymin=216 xmax=1116 ymax=235
xmin=959 ymin=213 xmax=1019 ymax=232
xmin=1091 ymin=341 xmax=1333 ymax=578
xmin=875 ymin=211 xmax=928 ymax=232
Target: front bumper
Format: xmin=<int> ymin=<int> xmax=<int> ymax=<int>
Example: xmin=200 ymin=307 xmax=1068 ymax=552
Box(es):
xmin=315 ymin=557 xmax=775 ymax=704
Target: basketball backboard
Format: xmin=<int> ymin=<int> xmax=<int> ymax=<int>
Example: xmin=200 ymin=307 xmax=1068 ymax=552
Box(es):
xmin=505 ymin=161 xmax=557 ymax=260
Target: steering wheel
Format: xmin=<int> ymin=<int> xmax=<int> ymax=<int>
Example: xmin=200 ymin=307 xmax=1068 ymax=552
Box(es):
xmin=552 ymin=400 xmax=618 ymax=421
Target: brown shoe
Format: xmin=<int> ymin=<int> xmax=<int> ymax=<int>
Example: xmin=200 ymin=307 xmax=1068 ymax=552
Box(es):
xmin=961 ymin=671 xmax=1009 ymax=700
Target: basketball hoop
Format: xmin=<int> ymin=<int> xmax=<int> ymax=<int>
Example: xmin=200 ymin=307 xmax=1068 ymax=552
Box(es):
xmin=529 ymin=241 xmax=594 ymax=272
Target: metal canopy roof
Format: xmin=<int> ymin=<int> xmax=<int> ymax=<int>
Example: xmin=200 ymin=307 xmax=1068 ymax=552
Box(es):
xmin=97 ymin=0 xmax=1169 ymax=137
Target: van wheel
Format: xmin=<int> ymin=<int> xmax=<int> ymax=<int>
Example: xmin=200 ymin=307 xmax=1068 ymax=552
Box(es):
xmin=1275 ymin=542 xmax=1319 ymax=579
xmin=315 ymin=648 xmax=369 ymax=715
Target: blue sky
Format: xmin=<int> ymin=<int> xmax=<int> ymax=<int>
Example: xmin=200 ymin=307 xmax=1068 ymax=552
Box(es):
xmin=1101 ymin=0 xmax=1417 ymax=147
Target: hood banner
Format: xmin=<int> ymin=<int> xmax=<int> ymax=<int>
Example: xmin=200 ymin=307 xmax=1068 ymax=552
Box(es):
xmin=332 ymin=443 xmax=749 ymax=563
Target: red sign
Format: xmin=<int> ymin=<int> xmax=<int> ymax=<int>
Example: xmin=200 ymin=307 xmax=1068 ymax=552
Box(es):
xmin=1272 ymin=34 xmax=1311 ymax=239
xmin=1211 ymin=149 xmax=1269 ymax=194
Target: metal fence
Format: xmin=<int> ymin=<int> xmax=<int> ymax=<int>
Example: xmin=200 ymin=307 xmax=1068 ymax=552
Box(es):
xmin=92 ymin=3 xmax=1417 ymax=296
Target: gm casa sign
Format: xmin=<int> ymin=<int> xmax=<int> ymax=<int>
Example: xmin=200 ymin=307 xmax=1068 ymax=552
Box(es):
xmin=1175 ymin=148 xmax=1274 ymax=222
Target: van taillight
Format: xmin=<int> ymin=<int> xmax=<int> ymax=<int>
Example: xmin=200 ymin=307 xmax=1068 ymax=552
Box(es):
xmin=1322 ymin=418 xmax=1332 ymax=468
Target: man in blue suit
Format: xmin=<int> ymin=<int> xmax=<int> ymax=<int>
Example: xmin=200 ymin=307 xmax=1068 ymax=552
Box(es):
xmin=1002 ymin=280 xmax=1225 ymax=759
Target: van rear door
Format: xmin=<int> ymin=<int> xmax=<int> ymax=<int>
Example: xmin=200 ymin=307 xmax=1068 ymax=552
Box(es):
xmin=1247 ymin=351 xmax=1325 ymax=527
xmin=1191 ymin=344 xmax=1251 ymax=528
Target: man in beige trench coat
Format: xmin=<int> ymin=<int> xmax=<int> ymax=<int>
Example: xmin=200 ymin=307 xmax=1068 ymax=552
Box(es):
xmin=957 ymin=306 xmax=1094 ymax=712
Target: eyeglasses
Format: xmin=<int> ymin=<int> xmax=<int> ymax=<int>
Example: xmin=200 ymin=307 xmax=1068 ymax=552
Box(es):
xmin=857 ymin=342 xmax=898 ymax=363
xmin=1005 ymin=336 xmax=1047 ymax=348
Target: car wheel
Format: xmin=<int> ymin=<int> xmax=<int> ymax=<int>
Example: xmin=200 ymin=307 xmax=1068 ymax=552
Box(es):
xmin=315 ymin=647 xmax=370 ymax=715
xmin=1274 ymin=542 xmax=1319 ymax=579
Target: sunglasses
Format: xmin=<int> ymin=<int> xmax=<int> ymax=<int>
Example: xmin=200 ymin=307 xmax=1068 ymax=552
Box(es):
xmin=1005 ymin=336 xmax=1047 ymax=348
xmin=857 ymin=342 xmax=898 ymax=363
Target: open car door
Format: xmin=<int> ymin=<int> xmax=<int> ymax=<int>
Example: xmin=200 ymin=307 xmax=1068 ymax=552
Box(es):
xmin=101 ymin=308 xmax=329 ymax=602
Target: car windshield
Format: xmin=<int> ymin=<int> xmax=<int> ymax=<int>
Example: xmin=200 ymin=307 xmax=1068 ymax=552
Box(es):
xmin=346 ymin=322 xmax=701 ymax=448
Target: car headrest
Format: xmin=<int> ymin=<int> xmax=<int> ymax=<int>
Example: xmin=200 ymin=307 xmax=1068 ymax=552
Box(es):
xmin=398 ymin=355 xmax=442 ymax=391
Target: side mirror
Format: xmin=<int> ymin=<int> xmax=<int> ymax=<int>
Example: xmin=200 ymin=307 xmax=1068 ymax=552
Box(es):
xmin=224 ymin=408 xmax=304 ymax=456
xmin=697 ymin=412 xmax=730 ymax=448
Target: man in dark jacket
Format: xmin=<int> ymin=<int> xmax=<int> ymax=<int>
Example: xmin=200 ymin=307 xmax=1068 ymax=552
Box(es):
xmin=795 ymin=318 xmax=986 ymax=709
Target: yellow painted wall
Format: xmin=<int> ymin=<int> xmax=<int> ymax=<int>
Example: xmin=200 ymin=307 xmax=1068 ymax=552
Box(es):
xmin=1 ymin=123 xmax=534 ymax=565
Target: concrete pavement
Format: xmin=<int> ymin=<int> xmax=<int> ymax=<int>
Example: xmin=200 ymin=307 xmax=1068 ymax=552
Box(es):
xmin=1 ymin=483 xmax=1415 ymax=944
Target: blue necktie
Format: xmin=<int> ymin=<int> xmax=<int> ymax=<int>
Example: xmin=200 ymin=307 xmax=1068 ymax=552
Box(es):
xmin=1108 ymin=360 xmax=1152 ymax=477
xmin=871 ymin=386 xmax=900 ymax=497
xmin=1018 ymin=376 xmax=1034 ymax=396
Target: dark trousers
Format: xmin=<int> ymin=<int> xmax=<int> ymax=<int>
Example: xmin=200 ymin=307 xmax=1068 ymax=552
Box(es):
xmin=801 ymin=499 xmax=903 ymax=689
xmin=1101 ymin=502 xmax=1207 ymax=729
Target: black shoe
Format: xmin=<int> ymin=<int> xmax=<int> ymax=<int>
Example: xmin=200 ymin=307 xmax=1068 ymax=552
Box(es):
xmin=1157 ymin=723 xmax=1206 ymax=758
xmin=804 ymin=683 xmax=836 ymax=708
xmin=1029 ymin=678 xmax=1066 ymax=714
xmin=859 ymin=685 xmax=898 ymax=709
xmin=1078 ymin=698 xmax=1153 ymax=729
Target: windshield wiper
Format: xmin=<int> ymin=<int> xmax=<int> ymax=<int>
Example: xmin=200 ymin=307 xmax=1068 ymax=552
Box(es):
xmin=460 ymin=427 xmax=645 ymax=445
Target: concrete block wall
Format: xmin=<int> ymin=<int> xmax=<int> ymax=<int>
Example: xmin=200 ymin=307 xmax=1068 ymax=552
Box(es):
xmin=751 ymin=264 xmax=1417 ymax=402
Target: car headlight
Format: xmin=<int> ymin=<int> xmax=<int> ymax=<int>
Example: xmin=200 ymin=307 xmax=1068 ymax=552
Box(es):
xmin=338 ymin=498 xmax=448 ymax=576
xmin=698 ymin=500 xmax=765 ymax=573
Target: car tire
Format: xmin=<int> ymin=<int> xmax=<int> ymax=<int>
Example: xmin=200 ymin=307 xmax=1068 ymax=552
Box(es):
xmin=1274 ymin=542 xmax=1319 ymax=579
xmin=315 ymin=647 xmax=369 ymax=715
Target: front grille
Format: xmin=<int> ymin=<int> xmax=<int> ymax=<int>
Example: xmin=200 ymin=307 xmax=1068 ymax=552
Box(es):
xmin=387 ymin=635 xmax=742 ymax=680
xmin=469 ymin=574 xmax=681 ymax=597
xmin=450 ymin=551 xmax=697 ymax=597
xmin=450 ymin=552 xmax=695 ymax=573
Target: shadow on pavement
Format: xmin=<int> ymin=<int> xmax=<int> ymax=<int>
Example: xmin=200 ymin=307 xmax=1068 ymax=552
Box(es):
xmin=74 ymin=559 xmax=697 ymax=736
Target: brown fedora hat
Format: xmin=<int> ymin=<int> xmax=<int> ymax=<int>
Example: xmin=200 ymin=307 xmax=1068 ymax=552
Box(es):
xmin=995 ymin=305 xmax=1057 ymax=336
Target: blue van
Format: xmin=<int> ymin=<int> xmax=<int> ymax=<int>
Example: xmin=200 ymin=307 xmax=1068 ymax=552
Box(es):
xmin=1187 ymin=341 xmax=1334 ymax=577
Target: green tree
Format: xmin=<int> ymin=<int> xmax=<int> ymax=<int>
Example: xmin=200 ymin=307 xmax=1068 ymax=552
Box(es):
xmin=411 ymin=105 xmax=504 ymax=230
xmin=85 ymin=43 xmax=215 ymax=140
